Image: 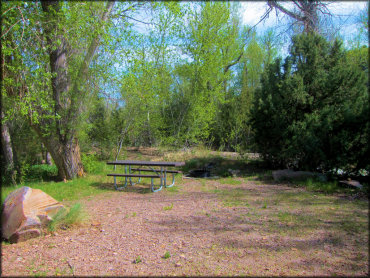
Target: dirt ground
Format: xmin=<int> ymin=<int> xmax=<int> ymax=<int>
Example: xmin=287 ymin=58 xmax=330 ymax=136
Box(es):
xmin=2 ymin=173 xmax=368 ymax=276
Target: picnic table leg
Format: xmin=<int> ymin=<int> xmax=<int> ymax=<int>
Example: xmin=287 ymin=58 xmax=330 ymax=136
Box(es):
xmin=114 ymin=165 xmax=129 ymax=191
xmin=165 ymin=172 xmax=176 ymax=188
xmin=162 ymin=167 xmax=166 ymax=187
xmin=129 ymin=165 xmax=142 ymax=185
xmin=151 ymin=166 xmax=163 ymax=192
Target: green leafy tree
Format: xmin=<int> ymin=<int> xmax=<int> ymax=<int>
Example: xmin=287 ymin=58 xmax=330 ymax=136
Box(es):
xmin=251 ymin=32 xmax=368 ymax=174
xmin=168 ymin=2 xmax=245 ymax=147
xmin=2 ymin=1 xmax=115 ymax=180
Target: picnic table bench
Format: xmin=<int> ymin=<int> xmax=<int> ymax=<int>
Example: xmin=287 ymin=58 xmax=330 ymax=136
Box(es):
xmin=106 ymin=160 xmax=185 ymax=192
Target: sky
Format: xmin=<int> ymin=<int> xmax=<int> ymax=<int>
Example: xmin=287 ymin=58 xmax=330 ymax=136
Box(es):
xmin=241 ymin=1 xmax=368 ymax=43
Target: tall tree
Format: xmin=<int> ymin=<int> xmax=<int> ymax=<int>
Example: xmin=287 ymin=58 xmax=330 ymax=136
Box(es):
xmin=36 ymin=1 xmax=114 ymax=179
xmin=251 ymin=32 xmax=368 ymax=173
xmin=2 ymin=1 xmax=115 ymax=180
xmin=172 ymin=2 xmax=246 ymax=146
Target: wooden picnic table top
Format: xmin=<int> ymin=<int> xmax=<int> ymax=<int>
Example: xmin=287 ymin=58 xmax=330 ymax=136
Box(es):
xmin=106 ymin=160 xmax=185 ymax=167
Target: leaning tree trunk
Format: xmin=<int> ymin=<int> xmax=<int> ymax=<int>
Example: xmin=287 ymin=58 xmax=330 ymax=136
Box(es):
xmin=38 ymin=1 xmax=114 ymax=180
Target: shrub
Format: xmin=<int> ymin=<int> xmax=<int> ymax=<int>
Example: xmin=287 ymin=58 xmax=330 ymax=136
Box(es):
xmin=81 ymin=153 xmax=103 ymax=174
xmin=25 ymin=164 xmax=58 ymax=181
xmin=251 ymin=33 xmax=369 ymax=174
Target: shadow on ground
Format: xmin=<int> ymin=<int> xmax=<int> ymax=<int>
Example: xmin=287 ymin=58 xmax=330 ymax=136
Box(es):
xmin=90 ymin=182 xmax=153 ymax=194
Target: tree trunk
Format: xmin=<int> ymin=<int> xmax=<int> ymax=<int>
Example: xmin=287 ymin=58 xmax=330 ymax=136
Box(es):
xmin=51 ymin=137 xmax=83 ymax=180
xmin=46 ymin=152 xmax=52 ymax=165
xmin=1 ymin=112 xmax=16 ymax=184
xmin=33 ymin=126 xmax=83 ymax=180
xmin=37 ymin=1 xmax=114 ymax=180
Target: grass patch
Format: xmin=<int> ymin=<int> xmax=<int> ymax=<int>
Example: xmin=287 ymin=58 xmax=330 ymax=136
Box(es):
xmin=299 ymin=178 xmax=341 ymax=194
xmin=223 ymin=200 xmax=249 ymax=207
xmin=26 ymin=262 xmax=48 ymax=277
xmin=163 ymin=203 xmax=174 ymax=211
xmin=133 ymin=256 xmax=142 ymax=264
xmin=166 ymin=185 xmax=180 ymax=193
xmin=1 ymin=162 xmax=112 ymax=205
xmin=211 ymin=187 xmax=251 ymax=208
xmin=163 ymin=251 xmax=171 ymax=259
xmin=218 ymin=177 xmax=242 ymax=185
xmin=48 ymin=203 xmax=87 ymax=232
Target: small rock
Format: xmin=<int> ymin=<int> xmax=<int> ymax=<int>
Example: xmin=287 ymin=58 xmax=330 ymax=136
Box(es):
xmin=91 ymin=221 xmax=102 ymax=227
xmin=339 ymin=180 xmax=363 ymax=190
xmin=272 ymin=169 xmax=326 ymax=182
xmin=9 ymin=229 xmax=41 ymax=243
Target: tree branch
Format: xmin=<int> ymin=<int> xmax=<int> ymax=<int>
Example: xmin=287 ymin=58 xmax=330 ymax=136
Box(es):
xmin=77 ymin=1 xmax=115 ymax=81
xmin=224 ymin=51 xmax=243 ymax=73
xmin=267 ymin=0 xmax=304 ymax=22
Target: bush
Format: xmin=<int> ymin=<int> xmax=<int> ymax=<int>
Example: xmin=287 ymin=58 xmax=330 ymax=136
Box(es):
xmin=25 ymin=164 xmax=58 ymax=181
xmin=81 ymin=153 xmax=103 ymax=174
xmin=251 ymin=33 xmax=369 ymax=174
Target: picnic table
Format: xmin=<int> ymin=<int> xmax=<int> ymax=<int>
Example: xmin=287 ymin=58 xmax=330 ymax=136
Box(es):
xmin=106 ymin=160 xmax=185 ymax=192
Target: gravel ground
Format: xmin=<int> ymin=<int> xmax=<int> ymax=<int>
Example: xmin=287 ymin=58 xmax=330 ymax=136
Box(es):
xmin=1 ymin=177 xmax=368 ymax=276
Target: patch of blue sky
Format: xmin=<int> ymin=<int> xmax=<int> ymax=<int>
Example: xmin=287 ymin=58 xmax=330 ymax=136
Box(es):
xmin=241 ymin=1 xmax=367 ymax=45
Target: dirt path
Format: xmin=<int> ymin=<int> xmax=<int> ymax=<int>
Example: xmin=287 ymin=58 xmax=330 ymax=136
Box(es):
xmin=1 ymin=178 xmax=368 ymax=276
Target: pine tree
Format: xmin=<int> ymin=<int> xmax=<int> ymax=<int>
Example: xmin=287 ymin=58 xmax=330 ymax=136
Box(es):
xmin=251 ymin=32 xmax=368 ymax=174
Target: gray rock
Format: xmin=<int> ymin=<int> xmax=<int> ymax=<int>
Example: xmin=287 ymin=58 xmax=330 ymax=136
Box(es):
xmin=339 ymin=180 xmax=363 ymax=190
xmin=272 ymin=169 xmax=327 ymax=182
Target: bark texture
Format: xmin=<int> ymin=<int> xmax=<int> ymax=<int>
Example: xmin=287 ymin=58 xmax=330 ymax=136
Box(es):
xmin=36 ymin=1 xmax=115 ymax=180
xmin=1 ymin=112 xmax=16 ymax=184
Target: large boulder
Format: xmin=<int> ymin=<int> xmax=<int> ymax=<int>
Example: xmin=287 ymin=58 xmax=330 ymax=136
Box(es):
xmin=1 ymin=187 xmax=65 ymax=243
xmin=272 ymin=169 xmax=327 ymax=182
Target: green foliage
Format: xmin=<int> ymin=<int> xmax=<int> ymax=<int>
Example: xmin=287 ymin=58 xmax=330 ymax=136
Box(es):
xmin=251 ymin=32 xmax=369 ymax=174
xmin=163 ymin=251 xmax=171 ymax=259
xmin=48 ymin=203 xmax=86 ymax=232
xmin=81 ymin=153 xmax=103 ymax=174
xmin=163 ymin=203 xmax=174 ymax=211
xmin=85 ymin=98 xmax=116 ymax=158
xmin=133 ymin=256 xmax=142 ymax=264
xmin=3 ymin=0 xmax=368 ymax=184
xmin=298 ymin=178 xmax=341 ymax=194
xmin=25 ymin=164 xmax=58 ymax=182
